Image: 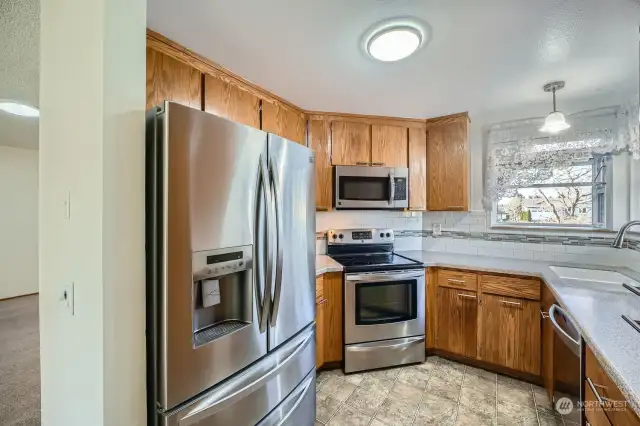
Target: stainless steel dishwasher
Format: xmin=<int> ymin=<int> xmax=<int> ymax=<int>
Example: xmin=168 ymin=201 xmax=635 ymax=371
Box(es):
xmin=549 ymin=304 xmax=582 ymax=424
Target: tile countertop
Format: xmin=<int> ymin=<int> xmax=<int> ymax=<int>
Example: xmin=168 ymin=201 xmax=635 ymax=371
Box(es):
xmin=397 ymin=250 xmax=640 ymax=417
xmin=315 ymin=255 xmax=343 ymax=276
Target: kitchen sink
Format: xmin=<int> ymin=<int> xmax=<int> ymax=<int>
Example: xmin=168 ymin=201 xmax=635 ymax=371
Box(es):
xmin=549 ymin=266 xmax=640 ymax=293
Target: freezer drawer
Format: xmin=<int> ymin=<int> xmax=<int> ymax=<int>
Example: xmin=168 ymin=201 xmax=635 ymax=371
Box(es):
xmin=158 ymin=323 xmax=315 ymax=426
xmin=257 ymin=370 xmax=315 ymax=426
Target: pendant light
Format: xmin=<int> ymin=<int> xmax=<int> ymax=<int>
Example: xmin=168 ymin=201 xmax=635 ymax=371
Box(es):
xmin=540 ymin=81 xmax=570 ymax=133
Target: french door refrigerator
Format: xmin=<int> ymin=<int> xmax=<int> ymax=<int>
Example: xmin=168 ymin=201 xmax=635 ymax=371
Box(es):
xmin=146 ymin=102 xmax=316 ymax=426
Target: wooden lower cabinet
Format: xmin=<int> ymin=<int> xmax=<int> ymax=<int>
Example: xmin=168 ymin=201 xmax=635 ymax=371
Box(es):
xmin=478 ymin=294 xmax=541 ymax=375
xmin=541 ymin=282 xmax=555 ymax=400
xmin=322 ymin=272 xmax=343 ymax=363
xmin=315 ymin=298 xmax=326 ymax=369
xmin=585 ymin=382 xmax=613 ymax=426
xmin=436 ymin=287 xmax=478 ymax=358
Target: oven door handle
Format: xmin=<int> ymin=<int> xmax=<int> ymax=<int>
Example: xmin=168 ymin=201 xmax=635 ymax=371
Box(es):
xmin=347 ymin=336 xmax=425 ymax=352
xmin=346 ymin=270 xmax=424 ymax=282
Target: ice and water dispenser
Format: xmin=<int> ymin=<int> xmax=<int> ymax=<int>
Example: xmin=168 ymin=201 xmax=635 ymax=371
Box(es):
xmin=191 ymin=245 xmax=254 ymax=347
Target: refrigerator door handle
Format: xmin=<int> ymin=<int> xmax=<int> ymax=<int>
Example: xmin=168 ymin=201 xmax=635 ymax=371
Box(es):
xmin=268 ymin=157 xmax=284 ymax=326
xmin=256 ymin=154 xmax=272 ymax=333
xmin=174 ymin=325 xmax=315 ymax=425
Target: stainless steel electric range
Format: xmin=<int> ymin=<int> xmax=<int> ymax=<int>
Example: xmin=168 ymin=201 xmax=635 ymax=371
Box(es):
xmin=327 ymin=228 xmax=426 ymax=373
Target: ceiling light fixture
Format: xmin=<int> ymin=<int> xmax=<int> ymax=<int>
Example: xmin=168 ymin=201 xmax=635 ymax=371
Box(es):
xmin=363 ymin=18 xmax=429 ymax=62
xmin=540 ymin=81 xmax=570 ymax=133
xmin=0 ymin=101 xmax=39 ymax=118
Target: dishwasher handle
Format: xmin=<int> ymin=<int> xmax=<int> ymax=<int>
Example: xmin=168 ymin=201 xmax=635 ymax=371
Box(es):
xmin=549 ymin=304 xmax=580 ymax=355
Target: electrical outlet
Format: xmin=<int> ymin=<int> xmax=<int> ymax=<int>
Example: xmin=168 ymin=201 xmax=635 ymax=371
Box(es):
xmin=432 ymin=223 xmax=442 ymax=236
xmin=60 ymin=283 xmax=74 ymax=315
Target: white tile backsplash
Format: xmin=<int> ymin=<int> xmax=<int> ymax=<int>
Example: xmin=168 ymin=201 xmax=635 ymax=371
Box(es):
xmin=316 ymin=211 xmax=421 ymax=233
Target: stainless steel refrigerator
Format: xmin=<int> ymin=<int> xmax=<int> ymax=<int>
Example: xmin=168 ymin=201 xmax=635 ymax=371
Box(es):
xmin=146 ymin=101 xmax=316 ymax=426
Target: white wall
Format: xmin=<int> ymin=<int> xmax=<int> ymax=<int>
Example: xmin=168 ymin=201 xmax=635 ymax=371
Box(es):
xmin=0 ymin=146 xmax=38 ymax=299
xmin=39 ymin=0 xmax=146 ymax=424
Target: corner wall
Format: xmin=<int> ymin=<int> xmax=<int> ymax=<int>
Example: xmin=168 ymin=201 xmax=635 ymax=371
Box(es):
xmin=0 ymin=146 xmax=38 ymax=300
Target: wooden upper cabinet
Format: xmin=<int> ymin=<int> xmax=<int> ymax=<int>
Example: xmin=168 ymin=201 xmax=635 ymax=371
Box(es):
xmin=331 ymin=121 xmax=371 ymax=166
xmin=371 ymin=125 xmax=408 ymax=167
xmin=436 ymin=286 xmax=478 ymax=358
xmin=146 ymin=47 xmax=202 ymax=110
xmin=478 ymin=293 xmax=541 ymax=375
xmin=408 ymin=127 xmax=427 ymax=211
xmin=262 ymin=101 xmax=306 ymax=145
xmin=427 ymin=116 xmax=469 ymax=211
xmin=203 ymin=74 xmax=260 ymax=129
xmin=308 ymin=120 xmax=332 ymax=210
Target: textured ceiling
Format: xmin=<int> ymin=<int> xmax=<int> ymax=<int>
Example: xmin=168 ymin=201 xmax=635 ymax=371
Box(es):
xmin=0 ymin=0 xmax=39 ymax=150
xmin=148 ymin=0 xmax=640 ymax=119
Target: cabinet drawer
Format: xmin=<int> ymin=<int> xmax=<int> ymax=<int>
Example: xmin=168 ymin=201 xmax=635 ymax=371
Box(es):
xmin=479 ymin=274 xmax=540 ymax=301
xmin=315 ymin=275 xmax=324 ymax=302
xmin=585 ymin=345 xmax=640 ymax=425
xmin=437 ymin=269 xmax=477 ymax=291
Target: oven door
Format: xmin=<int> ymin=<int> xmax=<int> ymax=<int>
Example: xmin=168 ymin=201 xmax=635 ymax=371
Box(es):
xmin=334 ymin=166 xmax=408 ymax=209
xmin=344 ymin=269 xmax=425 ymax=344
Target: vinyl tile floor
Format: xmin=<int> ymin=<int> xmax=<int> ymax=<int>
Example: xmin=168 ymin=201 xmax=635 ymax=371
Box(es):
xmin=315 ymin=356 xmax=580 ymax=426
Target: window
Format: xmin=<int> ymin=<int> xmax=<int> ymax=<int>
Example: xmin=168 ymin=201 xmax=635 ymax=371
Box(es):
xmin=492 ymin=155 xmax=611 ymax=228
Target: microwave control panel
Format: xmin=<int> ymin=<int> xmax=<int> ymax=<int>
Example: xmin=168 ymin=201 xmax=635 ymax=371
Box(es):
xmin=394 ymin=177 xmax=407 ymax=200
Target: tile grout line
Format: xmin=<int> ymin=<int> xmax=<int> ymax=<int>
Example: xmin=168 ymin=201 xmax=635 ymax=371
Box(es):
xmin=409 ymin=356 xmax=441 ymax=426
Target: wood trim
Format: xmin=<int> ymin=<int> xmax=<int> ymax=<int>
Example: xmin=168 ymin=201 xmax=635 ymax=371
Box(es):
xmin=0 ymin=292 xmax=38 ymax=302
xmin=432 ymin=349 xmax=544 ymax=387
xmin=426 ymin=268 xmax=437 ymax=349
xmin=425 ymin=112 xmax=470 ymax=127
xmin=147 ymin=29 xmax=304 ymax=115
xmin=306 ymin=111 xmax=427 ymax=129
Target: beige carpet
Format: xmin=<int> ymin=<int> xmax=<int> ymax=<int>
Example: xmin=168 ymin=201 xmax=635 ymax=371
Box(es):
xmin=0 ymin=295 xmax=40 ymax=425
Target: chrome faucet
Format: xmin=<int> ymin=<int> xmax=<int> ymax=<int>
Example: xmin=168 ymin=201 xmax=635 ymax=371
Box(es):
xmin=611 ymin=220 xmax=640 ymax=248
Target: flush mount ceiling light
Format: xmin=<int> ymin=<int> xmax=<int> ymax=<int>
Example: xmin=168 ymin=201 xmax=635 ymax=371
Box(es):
xmin=0 ymin=101 xmax=39 ymax=118
xmin=363 ymin=18 xmax=429 ymax=62
xmin=540 ymin=81 xmax=570 ymax=133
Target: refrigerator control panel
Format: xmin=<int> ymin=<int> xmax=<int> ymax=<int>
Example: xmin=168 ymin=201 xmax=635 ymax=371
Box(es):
xmin=192 ymin=245 xmax=252 ymax=280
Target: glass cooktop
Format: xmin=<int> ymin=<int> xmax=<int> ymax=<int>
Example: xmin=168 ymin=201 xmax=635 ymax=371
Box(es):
xmin=329 ymin=253 xmax=423 ymax=272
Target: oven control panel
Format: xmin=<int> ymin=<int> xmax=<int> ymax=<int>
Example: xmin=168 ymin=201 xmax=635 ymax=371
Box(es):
xmin=328 ymin=228 xmax=394 ymax=244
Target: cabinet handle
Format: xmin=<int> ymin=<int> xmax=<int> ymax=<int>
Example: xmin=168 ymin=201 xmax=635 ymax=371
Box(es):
xmin=371 ymin=162 xmax=384 ymax=166
xmin=317 ymin=298 xmax=328 ymax=305
xmin=356 ymin=161 xmax=370 ymax=166
xmin=448 ymin=206 xmax=465 ymax=209
xmin=540 ymin=310 xmax=550 ymax=319
xmin=447 ymin=279 xmax=466 ymax=284
xmin=501 ymin=300 xmax=521 ymax=306
xmin=458 ymin=294 xmax=476 ymax=299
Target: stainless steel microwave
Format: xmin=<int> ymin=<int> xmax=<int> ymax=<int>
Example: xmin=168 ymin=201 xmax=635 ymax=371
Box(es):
xmin=334 ymin=165 xmax=409 ymax=209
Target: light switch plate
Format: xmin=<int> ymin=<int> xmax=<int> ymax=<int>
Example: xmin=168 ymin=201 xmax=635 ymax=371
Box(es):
xmin=432 ymin=223 xmax=442 ymax=236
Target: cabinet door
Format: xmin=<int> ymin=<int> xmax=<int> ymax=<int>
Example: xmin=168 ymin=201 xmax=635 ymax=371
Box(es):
xmin=371 ymin=125 xmax=408 ymax=167
xmin=146 ymin=47 xmax=202 ymax=110
xmin=203 ymin=74 xmax=260 ymax=129
xmin=427 ymin=119 xmax=469 ymax=211
xmin=478 ymin=294 xmax=541 ymax=374
xmin=408 ymin=128 xmax=427 ymax=210
xmin=262 ymin=101 xmax=306 ymax=145
xmin=316 ymin=299 xmax=325 ymax=369
xmin=323 ymin=272 xmax=343 ymax=363
xmin=436 ymin=287 xmax=477 ymax=358
xmin=331 ymin=121 xmax=371 ymax=166
xmin=308 ymin=120 xmax=332 ymax=210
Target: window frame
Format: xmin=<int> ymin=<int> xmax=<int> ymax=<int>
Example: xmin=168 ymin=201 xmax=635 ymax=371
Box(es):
xmin=490 ymin=156 xmax=613 ymax=230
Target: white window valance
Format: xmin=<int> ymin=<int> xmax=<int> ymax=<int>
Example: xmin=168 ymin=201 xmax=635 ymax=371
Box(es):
xmin=484 ymin=98 xmax=640 ymax=203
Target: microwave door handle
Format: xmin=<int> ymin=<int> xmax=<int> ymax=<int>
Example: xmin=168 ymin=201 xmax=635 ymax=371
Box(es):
xmin=389 ymin=173 xmax=395 ymax=205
